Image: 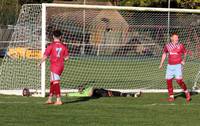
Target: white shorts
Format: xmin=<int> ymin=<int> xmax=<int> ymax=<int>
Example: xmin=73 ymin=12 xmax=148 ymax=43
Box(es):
xmin=165 ymin=64 xmax=183 ymax=80
xmin=50 ymin=72 xmax=60 ymax=81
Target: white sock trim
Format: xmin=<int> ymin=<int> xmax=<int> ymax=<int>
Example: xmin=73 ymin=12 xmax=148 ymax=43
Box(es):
xmin=56 ymin=97 xmax=61 ymax=102
xmin=184 ymin=90 xmax=189 ymax=93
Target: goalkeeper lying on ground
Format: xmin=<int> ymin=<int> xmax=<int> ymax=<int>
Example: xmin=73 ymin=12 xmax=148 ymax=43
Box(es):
xmin=67 ymin=85 xmax=141 ymax=98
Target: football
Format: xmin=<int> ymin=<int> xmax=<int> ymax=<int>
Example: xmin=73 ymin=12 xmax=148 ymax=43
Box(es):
xmin=22 ymin=88 xmax=31 ymax=96
xmin=134 ymin=91 xmax=142 ymax=98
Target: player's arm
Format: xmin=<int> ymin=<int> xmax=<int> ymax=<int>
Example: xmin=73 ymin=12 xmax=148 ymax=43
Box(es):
xmin=38 ymin=44 xmax=51 ymax=67
xmin=159 ymin=44 xmax=168 ymax=69
xmin=181 ymin=45 xmax=187 ymax=65
xmin=65 ymin=56 xmax=69 ymax=61
xmin=159 ymin=52 xmax=167 ymax=69
xmin=38 ymin=55 xmax=48 ymax=67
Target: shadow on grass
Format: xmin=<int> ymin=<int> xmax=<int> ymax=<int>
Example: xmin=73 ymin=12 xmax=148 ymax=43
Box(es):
xmin=174 ymin=91 xmax=198 ymax=101
xmin=63 ymin=97 xmax=99 ymax=104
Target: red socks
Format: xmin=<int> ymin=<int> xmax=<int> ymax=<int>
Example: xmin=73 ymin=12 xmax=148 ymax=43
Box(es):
xmin=167 ymin=79 xmax=188 ymax=97
xmin=49 ymin=81 xmax=61 ymax=97
xmin=167 ymin=79 xmax=173 ymax=96
xmin=49 ymin=82 xmax=54 ymax=97
xmin=53 ymin=81 xmax=61 ymax=97
xmin=176 ymin=79 xmax=187 ymax=91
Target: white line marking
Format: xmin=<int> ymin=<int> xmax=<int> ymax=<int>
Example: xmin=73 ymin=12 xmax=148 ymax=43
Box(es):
xmin=141 ymin=103 xmax=200 ymax=106
xmin=0 ymin=101 xmax=200 ymax=106
xmin=0 ymin=101 xmax=43 ymax=104
xmin=0 ymin=101 xmax=29 ymax=104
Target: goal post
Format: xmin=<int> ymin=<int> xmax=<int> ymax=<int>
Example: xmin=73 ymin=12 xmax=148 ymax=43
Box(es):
xmin=0 ymin=3 xmax=200 ymax=97
xmin=41 ymin=3 xmax=46 ymax=97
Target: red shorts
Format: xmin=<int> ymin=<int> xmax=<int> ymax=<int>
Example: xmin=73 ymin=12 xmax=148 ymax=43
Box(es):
xmin=50 ymin=65 xmax=64 ymax=76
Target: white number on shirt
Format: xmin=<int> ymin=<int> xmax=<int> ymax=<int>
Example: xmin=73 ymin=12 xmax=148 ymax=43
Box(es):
xmin=56 ymin=48 xmax=62 ymax=58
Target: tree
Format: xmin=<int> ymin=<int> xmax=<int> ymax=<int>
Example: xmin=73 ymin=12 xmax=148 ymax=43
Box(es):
xmin=18 ymin=0 xmax=53 ymax=5
xmin=118 ymin=0 xmax=200 ymax=9
xmin=119 ymin=0 xmax=167 ymax=7
xmin=0 ymin=0 xmax=19 ymax=26
xmin=0 ymin=0 xmax=54 ymax=26
xmin=176 ymin=0 xmax=200 ymax=9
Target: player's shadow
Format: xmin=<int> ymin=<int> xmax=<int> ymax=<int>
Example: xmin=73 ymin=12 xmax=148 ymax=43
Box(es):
xmin=63 ymin=97 xmax=99 ymax=104
xmin=174 ymin=92 xmax=198 ymax=101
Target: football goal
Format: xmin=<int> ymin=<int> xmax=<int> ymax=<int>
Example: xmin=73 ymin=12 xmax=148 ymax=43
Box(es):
xmin=0 ymin=3 xmax=199 ymax=97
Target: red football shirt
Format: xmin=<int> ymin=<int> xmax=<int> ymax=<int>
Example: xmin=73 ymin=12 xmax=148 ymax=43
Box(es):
xmin=44 ymin=40 xmax=69 ymax=75
xmin=163 ymin=42 xmax=186 ymax=65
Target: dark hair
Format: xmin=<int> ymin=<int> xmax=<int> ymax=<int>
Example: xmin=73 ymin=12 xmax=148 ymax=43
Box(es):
xmin=53 ymin=30 xmax=62 ymax=38
xmin=171 ymin=32 xmax=178 ymax=36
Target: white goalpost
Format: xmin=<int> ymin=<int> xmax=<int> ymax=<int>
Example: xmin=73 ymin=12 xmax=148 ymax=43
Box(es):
xmin=0 ymin=3 xmax=200 ymax=97
xmin=41 ymin=4 xmax=46 ymax=97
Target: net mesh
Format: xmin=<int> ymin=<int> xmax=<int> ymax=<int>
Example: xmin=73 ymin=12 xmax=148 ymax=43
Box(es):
xmin=0 ymin=4 xmax=200 ymax=94
xmin=0 ymin=5 xmax=41 ymax=90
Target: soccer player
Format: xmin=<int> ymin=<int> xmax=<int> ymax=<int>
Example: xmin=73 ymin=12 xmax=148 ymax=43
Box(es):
xmin=67 ymin=84 xmax=141 ymax=98
xmin=39 ymin=30 xmax=69 ymax=105
xmin=159 ymin=32 xmax=191 ymax=102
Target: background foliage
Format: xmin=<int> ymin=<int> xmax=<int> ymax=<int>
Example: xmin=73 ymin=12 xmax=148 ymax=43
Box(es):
xmin=0 ymin=0 xmax=199 ymax=26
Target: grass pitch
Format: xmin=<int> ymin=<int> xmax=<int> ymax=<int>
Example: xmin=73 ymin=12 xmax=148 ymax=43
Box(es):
xmin=0 ymin=93 xmax=200 ymax=126
xmin=0 ymin=57 xmax=200 ymax=126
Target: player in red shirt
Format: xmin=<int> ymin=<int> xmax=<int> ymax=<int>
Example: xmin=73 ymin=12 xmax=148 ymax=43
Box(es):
xmin=39 ymin=30 xmax=69 ymax=105
xmin=159 ymin=32 xmax=191 ymax=102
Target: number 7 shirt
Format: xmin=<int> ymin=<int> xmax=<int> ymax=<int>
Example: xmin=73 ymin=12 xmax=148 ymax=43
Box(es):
xmin=44 ymin=40 xmax=69 ymax=75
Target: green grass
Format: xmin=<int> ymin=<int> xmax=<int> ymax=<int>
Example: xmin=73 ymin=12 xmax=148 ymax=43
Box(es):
xmin=1 ymin=57 xmax=200 ymax=126
xmin=0 ymin=93 xmax=200 ymax=126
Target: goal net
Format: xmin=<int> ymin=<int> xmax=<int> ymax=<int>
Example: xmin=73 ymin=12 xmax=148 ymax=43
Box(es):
xmin=0 ymin=4 xmax=200 ymax=97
